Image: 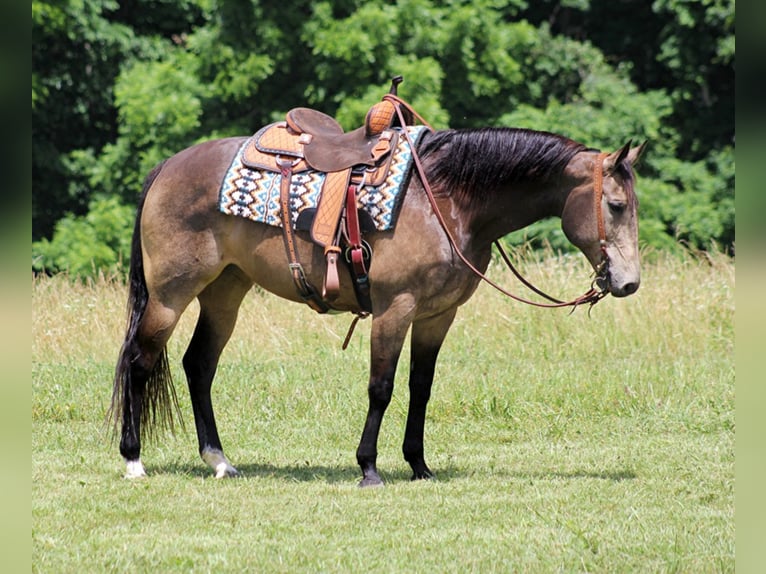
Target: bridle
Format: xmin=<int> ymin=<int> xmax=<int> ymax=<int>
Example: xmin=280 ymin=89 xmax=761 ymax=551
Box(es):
xmin=385 ymin=94 xmax=611 ymax=311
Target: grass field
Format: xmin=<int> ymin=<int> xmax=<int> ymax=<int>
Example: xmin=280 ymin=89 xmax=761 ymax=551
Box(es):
xmin=32 ymin=249 xmax=734 ymax=572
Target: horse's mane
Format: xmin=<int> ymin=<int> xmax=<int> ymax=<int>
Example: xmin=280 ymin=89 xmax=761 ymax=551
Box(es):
xmin=419 ymin=127 xmax=589 ymax=206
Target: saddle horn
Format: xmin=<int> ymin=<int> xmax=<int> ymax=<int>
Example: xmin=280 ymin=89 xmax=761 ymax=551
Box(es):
xmin=387 ymin=76 xmax=414 ymax=127
xmin=389 ymin=76 xmax=404 ymax=95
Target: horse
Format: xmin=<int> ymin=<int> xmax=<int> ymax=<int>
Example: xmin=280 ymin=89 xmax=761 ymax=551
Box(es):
xmin=111 ymin=117 xmax=645 ymax=487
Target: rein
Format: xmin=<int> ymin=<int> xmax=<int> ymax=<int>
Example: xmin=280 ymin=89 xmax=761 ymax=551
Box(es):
xmin=384 ymin=94 xmax=610 ymax=311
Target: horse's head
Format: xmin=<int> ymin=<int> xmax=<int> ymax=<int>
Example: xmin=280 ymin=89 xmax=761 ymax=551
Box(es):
xmin=561 ymin=141 xmax=647 ymax=298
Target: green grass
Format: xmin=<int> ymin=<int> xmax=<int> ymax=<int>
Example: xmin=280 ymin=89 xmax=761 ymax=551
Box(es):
xmin=32 ymin=250 xmax=734 ymax=572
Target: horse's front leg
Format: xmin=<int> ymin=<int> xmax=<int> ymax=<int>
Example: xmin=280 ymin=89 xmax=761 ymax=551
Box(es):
xmin=356 ymin=299 xmax=414 ymax=487
xmin=403 ymin=309 xmax=457 ymax=480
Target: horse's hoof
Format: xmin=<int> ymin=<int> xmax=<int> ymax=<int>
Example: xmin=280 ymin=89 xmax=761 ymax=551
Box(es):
xmin=214 ymin=463 xmax=240 ymax=479
xmin=124 ymin=459 xmax=147 ymax=479
xmin=409 ymin=462 xmax=434 ymax=481
xmin=202 ymin=448 xmax=238 ymax=478
xmin=411 ymin=471 xmax=435 ymax=481
xmin=358 ymin=475 xmax=384 ymax=488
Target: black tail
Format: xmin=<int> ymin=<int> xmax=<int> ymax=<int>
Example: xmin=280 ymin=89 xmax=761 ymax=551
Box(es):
xmin=109 ymin=161 xmax=182 ymax=440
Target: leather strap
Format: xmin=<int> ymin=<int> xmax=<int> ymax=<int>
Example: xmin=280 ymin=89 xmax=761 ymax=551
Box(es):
xmin=344 ymin=184 xmax=372 ymax=314
xmin=277 ymin=158 xmax=330 ymax=313
xmin=340 ymin=183 xmax=372 ymax=349
xmin=345 ymin=184 xmax=368 ymax=278
xmin=593 ymin=152 xmax=609 ymax=265
xmin=323 ymin=245 xmax=341 ymax=301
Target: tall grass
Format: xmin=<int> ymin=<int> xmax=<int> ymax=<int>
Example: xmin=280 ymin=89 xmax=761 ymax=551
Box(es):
xmin=32 ymin=249 xmax=734 ymax=572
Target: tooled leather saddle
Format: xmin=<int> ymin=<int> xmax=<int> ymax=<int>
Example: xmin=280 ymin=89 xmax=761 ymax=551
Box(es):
xmin=241 ymin=77 xmax=413 ymax=315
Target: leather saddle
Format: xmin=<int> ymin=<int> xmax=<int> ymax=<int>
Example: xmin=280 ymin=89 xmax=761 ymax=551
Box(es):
xmin=242 ymin=100 xmax=399 ymax=177
xmin=240 ymin=77 xmax=410 ymax=315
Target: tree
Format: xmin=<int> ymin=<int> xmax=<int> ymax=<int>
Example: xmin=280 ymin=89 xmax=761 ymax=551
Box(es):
xmin=32 ymin=0 xmax=735 ymax=279
xmin=32 ymin=0 xmax=132 ymax=239
xmin=522 ymin=0 xmax=735 ymax=160
xmin=32 ymin=0 xmax=206 ymax=240
xmin=32 ymin=195 xmax=134 ymax=277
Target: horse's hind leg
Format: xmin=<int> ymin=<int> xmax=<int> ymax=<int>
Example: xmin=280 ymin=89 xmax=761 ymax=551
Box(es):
xmin=182 ymin=266 xmax=252 ymax=478
xmin=118 ymin=299 xmax=183 ymax=478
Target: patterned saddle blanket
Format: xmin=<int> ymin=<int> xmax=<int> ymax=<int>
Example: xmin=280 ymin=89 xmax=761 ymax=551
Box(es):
xmin=218 ymin=125 xmax=428 ymax=231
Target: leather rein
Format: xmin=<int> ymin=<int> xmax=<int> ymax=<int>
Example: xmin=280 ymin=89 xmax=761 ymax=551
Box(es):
xmin=384 ymin=94 xmax=610 ymax=311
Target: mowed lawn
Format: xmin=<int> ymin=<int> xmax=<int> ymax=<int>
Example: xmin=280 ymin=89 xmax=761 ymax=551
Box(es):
xmin=32 ymin=250 xmax=734 ymax=572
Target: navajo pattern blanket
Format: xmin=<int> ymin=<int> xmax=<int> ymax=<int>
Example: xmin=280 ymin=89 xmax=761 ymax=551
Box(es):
xmin=218 ymin=125 xmax=428 ymax=231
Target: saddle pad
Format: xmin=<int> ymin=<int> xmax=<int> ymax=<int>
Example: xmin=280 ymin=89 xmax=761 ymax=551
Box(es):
xmin=218 ymin=125 xmax=429 ymax=231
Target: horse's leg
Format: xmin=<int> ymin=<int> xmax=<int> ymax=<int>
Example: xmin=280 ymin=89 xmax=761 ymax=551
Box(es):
xmin=182 ymin=266 xmax=252 ymax=478
xmin=402 ymin=309 xmax=457 ymax=480
xmin=119 ymin=298 xmax=183 ymax=478
xmin=356 ymin=298 xmax=415 ymax=487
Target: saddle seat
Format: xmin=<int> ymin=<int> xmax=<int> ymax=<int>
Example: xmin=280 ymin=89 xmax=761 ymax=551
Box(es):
xmin=247 ymin=100 xmax=398 ymax=173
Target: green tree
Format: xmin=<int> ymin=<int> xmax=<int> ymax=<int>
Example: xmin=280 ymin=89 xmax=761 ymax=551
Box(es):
xmin=32 ymin=0 xmax=206 ymax=240
xmin=32 ymin=0 xmax=132 ymax=239
xmin=32 ymin=0 xmax=735 ymax=279
xmin=522 ymin=0 xmax=735 ymax=160
xmin=32 ymin=195 xmax=135 ymax=277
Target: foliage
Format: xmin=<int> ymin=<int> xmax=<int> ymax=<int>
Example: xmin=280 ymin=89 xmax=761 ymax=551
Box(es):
xmin=32 ymin=196 xmax=135 ymax=278
xmin=638 ymin=148 xmax=735 ymax=253
xmin=32 ymin=0 xmax=735 ymax=279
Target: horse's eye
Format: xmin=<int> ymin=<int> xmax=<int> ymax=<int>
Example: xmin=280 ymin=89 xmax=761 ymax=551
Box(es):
xmin=608 ymin=201 xmax=627 ymax=215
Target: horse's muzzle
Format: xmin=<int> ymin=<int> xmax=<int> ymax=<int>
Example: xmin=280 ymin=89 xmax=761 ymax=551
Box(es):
xmin=593 ymin=263 xmax=639 ymax=298
xmin=604 ymin=274 xmax=640 ymax=298
xmin=612 ymin=281 xmax=639 ymax=297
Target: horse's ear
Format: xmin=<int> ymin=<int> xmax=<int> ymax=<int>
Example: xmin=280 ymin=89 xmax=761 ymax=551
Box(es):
xmin=603 ymin=140 xmax=648 ymax=172
xmin=627 ymin=140 xmax=648 ymax=166
xmin=603 ymin=140 xmax=632 ymax=173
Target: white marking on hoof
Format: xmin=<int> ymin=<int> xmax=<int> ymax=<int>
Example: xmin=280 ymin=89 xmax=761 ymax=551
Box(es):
xmin=201 ymin=448 xmax=239 ymax=478
xmin=214 ymin=462 xmax=239 ymax=479
xmin=125 ymin=459 xmax=147 ymax=479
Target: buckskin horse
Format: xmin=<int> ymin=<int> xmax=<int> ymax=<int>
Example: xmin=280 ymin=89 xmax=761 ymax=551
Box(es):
xmin=111 ymin=90 xmax=645 ymax=487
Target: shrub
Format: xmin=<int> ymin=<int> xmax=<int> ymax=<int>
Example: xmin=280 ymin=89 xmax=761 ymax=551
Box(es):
xmin=32 ymin=196 xmax=135 ymax=279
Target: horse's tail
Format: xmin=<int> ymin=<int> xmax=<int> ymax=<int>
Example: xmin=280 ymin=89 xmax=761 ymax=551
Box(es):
xmin=110 ymin=160 xmax=182 ymax=440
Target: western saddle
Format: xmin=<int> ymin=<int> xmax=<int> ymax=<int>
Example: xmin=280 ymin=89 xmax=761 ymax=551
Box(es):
xmin=241 ymin=77 xmax=415 ymax=315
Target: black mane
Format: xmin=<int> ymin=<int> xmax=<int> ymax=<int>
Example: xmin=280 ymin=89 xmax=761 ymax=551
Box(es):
xmin=419 ymin=127 xmax=589 ymax=205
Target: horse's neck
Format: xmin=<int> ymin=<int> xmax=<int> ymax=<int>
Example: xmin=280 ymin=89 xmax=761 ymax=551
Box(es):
xmin=465 ymin=181 xmax=567 ymax=247
xmin=421 ymin=128 xmax=580 ymax=248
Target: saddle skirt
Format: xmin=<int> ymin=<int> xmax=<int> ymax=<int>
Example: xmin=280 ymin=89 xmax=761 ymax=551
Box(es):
xmin=218 ymin=124 xmax=429 ymax=232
